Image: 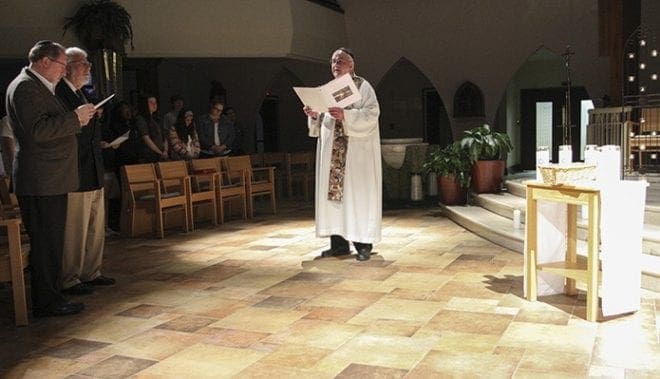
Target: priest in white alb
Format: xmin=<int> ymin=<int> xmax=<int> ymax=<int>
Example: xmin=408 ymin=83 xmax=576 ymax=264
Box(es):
xmin=303 ymin=47 xmax=382 ymax=261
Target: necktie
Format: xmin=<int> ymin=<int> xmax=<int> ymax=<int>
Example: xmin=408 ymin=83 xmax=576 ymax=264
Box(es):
xmin=76 ymin=89 xmax=87 ymax=104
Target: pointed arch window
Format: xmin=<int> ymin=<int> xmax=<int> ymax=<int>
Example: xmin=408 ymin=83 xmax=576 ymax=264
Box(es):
xmin=453 ymin=81 xmax=485 ymax=118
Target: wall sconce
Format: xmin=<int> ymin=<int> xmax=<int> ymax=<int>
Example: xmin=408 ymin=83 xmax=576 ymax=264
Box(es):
xmin=640 ymin=63 xmax=646 ymax=69
xmin=641 ymin=86 xmax=646 ymax=92
xmin=652 ymin=73 xmax=658 ymax=80
xmin=653 ymin=49 xmax=658 ymax=57
xmin=628 ymin=52 xmax=636 ymax=59
xmin=629 ymin=75 xmax=636 ymax=82
xmin=641 ymin=39 xmax=647 ymax=46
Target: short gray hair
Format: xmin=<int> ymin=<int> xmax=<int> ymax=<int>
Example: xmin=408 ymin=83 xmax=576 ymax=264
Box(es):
xmin=65 ymin=47 xmax=88 ymax=63
xmin=28 ymin=40 xmax=65 ymax=63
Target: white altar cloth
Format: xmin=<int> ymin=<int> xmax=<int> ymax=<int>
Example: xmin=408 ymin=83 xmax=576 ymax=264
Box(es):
xmin=524 ymin=180 xmax=647 ymax=317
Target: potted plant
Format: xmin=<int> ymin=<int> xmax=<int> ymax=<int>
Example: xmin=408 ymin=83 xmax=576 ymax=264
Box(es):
xmin=423 ymin=142 xmax=472 ymax=205
xmin=63 ymin=0 xmax=134 ymax=99
xmin=460 ymin=124 xmax=513 ymax=193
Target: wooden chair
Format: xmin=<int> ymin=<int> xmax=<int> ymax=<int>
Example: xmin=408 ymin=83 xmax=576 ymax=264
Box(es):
xmin=0 ymin=176 xmax=20 ymax=219
xmin=262 ymin=152 xmax=287 ymax=199
xmin=0 ymin=218 xmax=29 ymax=326
xmin=190 ymin=158 xmax=247 ymax=223
xmin=120 ymin=163 xmax=189 ymax=239
xmin=157 ymin=161 xmax=217 ymax=231
xmin=286 ymin=151 xmax=315 ymax=201
xmin=224 ymin=155 xmax=277 ymax=217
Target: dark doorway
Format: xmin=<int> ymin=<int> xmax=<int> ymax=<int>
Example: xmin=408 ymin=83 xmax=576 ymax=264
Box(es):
xmin=423 ymin=88 xmax=452 ymax=146
xmin=259 ymin=95 xmax=279 ymax=152
xmin=520 ymin=87 xmax=589 ymax=169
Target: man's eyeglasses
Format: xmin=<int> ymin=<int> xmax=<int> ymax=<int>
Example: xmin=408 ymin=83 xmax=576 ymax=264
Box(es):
xmin=48 ymin=57 xmax=67 ymax=67
xmin=212 ymin=107 xmax=223 ymax=113
xmin=71 ymin=60 xmax=92 ymax=68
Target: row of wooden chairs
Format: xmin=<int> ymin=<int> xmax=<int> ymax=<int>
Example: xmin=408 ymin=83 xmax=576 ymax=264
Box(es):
xmin=120 ymin=155 xmax=277 ymax=239
xmin=250 ymin=151 xmax=315 ymax=201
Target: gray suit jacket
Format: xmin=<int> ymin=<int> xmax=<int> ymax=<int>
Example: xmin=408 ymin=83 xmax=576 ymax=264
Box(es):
xmin=5 ymin=68 xmax=81 ymax=196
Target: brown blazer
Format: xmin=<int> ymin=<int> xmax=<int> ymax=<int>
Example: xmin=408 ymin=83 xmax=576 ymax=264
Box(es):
xmin=5 ymin=68 xmax=81 ymax=196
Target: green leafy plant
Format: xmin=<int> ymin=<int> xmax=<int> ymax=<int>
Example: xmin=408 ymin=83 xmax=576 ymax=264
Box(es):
xmin=460 ymin=124 xmax=513 ymax=162
xmin=63 ymin=0 xmax=134 ymax=54
xmin=423 ymin=142 xmax=472 ymax=188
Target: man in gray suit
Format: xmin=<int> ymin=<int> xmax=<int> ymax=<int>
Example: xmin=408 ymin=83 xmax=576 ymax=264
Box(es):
xmin=5 ymin=40 xmax=96 ymax=318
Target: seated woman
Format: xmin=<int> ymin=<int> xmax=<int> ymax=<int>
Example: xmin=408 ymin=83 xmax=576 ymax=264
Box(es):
xmin=168 ymin=110 xmax=200 ymax=160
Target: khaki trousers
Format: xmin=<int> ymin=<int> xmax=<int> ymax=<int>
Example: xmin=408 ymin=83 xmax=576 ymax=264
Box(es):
xmin=62 ymin=188 xmax=105 ymax=289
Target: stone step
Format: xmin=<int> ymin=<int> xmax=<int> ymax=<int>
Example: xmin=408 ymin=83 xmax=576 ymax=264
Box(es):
xmin=474 ymin=188 xmax=660 ymax=258
xmin=442 ymin=203 xmax=660 ymax=292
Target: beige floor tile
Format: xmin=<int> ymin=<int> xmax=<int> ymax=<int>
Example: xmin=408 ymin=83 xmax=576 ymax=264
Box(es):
xmin=56 ymin=314 xmax=167 ymax=343
xmin=134 ymin=343 xmax=266 ymax=378
xmin=1 ymin=356 xmax=89 ymax=379
xmin=305 ymin=289 xmax=385 ymax=309
xmin=209 ymin=306 xmax=307 ymax=333
xmin=432 ymin=331 xmax=500 ymax=353
xmin=498 ymin=321 xmax=597 ymax=355
xmin=426 ymin=309 xmax=513 ymax=335
xmin=104 ymin=328 xmax=204 ymax=361
xmin=264 ymin=319 xmax=364 ymax=349
xmin=407 ymin=350 xmax=520 ymax=378
xmin=258 ymin=343 xmax=332 ymax=369
xmin=319 ymin=334 xmax=437 ymax=371
xmin=236 ymin=363 xmax=323 ymax=379
xmin=348 ymin=298 xmax=444 ymax=325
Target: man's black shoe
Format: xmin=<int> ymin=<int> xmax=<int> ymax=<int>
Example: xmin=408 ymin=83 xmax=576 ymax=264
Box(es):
xmin=33 ymin=302 xmax=84 ymax=318
xmin=62 ymin=283 xmax=94 ymax=295
xmin=84 ymin=275 xmax=116 ymax=286
xmin=320 ymin=248 xmax=351 ymax=258
xmin=356 ymin=247 xmax=371 ymax=261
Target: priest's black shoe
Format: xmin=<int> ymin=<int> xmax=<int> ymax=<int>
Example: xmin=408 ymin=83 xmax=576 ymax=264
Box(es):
xmin=321 ymin=248 xmax=351 ymax=258
xmin=33 ymin=301 xmax=84 ymax=318
xmin=356 ymin=246 xmax=372 ymax=261
xmin=62 ymin=283 xmax=94 ymax=295
xmin=85 ymin=275 xmax=116 ymax=286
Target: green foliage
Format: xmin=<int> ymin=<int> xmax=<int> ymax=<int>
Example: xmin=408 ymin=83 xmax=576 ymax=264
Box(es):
xmin=423 ymin=142 xmax=472 ymax=188
xmin=460 ymin=124 xmax=513 ymax=162
xmin=63 ymin=0 xmax=134 ymax=53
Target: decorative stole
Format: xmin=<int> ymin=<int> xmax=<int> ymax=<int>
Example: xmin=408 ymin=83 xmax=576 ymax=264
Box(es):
xmin=327 ymin=75 xmax=363 ymax=201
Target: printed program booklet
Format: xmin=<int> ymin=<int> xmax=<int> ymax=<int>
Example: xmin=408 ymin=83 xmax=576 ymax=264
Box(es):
xmin=293 ymin=74 xmax=361 ymax=112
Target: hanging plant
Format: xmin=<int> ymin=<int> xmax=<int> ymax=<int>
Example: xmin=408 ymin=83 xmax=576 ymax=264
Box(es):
xmin=63 ymin=0 xmax=134 ymax=54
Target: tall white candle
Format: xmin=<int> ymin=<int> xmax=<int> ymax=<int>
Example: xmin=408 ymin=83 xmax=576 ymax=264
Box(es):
xmin=559 ymin=145 xmax=572 ymax=164
xmin=597 ymin=145 xmax=621 ymax=182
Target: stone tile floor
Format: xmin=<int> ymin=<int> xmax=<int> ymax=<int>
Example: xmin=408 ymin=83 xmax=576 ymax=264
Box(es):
xmin=0 ymin=200 xmax=658 ymax=378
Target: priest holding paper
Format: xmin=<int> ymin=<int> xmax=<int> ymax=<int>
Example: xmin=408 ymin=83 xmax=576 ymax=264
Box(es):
xmin=303 ymin=48 xmax=382 ymax=261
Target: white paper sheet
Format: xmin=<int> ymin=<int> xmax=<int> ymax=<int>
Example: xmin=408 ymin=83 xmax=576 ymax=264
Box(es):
xmin=109 ymin=130 xmax=129 ymax=148
xmin=293 ymin=74 xmax=362 ymax=112
xmin=94 ymin=93 xmax=115 ymax=110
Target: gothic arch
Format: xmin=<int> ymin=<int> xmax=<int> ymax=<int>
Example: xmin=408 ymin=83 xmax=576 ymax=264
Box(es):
xmin=376 ymin=57 xmax=451 ymax=145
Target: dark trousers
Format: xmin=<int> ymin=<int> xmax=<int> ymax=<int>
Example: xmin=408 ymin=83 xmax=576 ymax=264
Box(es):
xmin=18 ymin=194 xmax=68 ymax=311
xmin=330 ymin=235 xmax=372 ymax=251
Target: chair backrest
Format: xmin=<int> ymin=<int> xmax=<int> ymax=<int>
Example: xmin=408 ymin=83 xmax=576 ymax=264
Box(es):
xmin=287 ymin=151 xmax=314 ymax=174
xmin=263 ymin=152 xmax=286 ymax=168
xmin=156 ymin=161 xmax=189 ymax=194
xmin=250 ymin=153 xmax=264 ymax=167
xmin=222 ymin=155 xmax=252 ymax=183
xmin=122 ymin=163 xmax=157 ymax=194
xmin=191 ymin=158 xmax=221 ymax=174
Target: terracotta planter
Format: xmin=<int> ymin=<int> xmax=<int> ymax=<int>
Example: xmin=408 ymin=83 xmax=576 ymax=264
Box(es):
xmin=471 ymin=160 xmax=505 ymax=193
xmin=438 ymin=175 xmax=468 ymax=205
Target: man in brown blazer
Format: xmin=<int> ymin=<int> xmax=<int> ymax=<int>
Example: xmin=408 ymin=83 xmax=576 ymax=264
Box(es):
xmin=5 ymin=40 xmax=96 ymax=318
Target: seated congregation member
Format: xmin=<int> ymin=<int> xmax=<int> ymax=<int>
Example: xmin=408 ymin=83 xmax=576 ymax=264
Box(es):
xmin=163 ymin=94 xmax=184 ymax=135
xmin=197 ymin=99 xmax=234 ymax=157
xmin=135 ymin=94 xmax=168 ymax=162
xmin=109 ymin=101 xmax=139 ymax=169
xmin=224 ymin=106 xmax=244 ymax=155
xmin=55 ymin=46 xmax=115 ymax=295
xmin=168 ymin=109 xmax=200 ymax=160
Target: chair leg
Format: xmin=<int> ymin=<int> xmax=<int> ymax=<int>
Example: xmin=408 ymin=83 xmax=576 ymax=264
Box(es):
xmin=8 ymin=221 xmax=27 ymax=326
xmin=187 ymin=200 xmax=195 ymax=232
xmin=241 ymin=196 xmax=248 ymax=219
xmin=155 ymin=206 xmax=165 ymax=239
xmin=211 ymin=198 xmax=218 ymax=226
xmin=271 ymin=192 xmax=277 ymax=214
